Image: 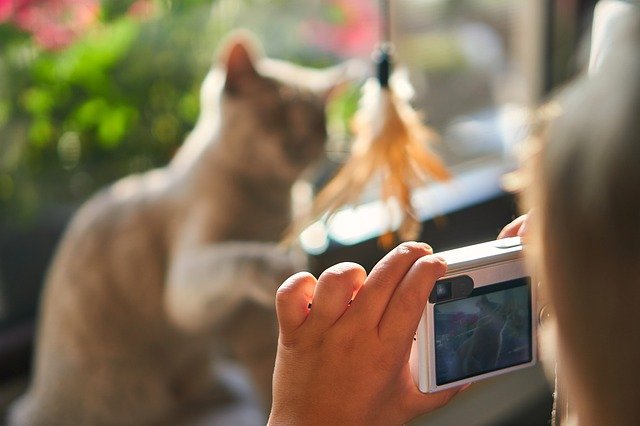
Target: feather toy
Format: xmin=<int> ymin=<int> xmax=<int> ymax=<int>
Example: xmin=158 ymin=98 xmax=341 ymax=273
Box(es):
xmin=291 ymin=0 xmax=450 ymax=247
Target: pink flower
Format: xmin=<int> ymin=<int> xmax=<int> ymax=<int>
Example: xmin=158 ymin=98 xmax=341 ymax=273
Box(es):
xmin=302 ymin=0 xmax=378 ymax=58
xmin=4 ymin=0 xmax=99 ymax=50
xmin=0 ymin=0 xmax=13 ymax=23
xmin=127 ymin=0 xmax=158 ymax=21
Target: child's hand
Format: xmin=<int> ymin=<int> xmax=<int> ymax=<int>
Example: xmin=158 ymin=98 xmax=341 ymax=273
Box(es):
xmin=498 ymin=213 xmax=529 ymax=240
xmin=268 ymin=242 xmax=463 ymax=426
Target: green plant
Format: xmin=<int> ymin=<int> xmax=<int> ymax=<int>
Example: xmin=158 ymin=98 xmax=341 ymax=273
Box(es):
xmin=0 ymin=0 xmax=361 ymax=227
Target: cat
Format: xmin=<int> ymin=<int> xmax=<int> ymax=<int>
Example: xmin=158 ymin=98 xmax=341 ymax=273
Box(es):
xmin=456 ymin=296 xmax=506 ymax=376
xmin=8 ymin=34 xmax=356 ymax=425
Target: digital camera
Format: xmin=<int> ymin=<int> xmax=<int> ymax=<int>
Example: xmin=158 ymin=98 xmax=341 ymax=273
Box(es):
xmin=410 ymin=236 xmax=538 ymax=393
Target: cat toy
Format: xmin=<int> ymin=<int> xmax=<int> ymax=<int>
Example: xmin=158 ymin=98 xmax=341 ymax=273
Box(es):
xmin=293 ymin=0 xmax=450 ymax=247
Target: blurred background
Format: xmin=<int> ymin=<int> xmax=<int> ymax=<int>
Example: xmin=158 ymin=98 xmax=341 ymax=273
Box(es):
xmin=0 ymin=0 xmax=597 ymax=424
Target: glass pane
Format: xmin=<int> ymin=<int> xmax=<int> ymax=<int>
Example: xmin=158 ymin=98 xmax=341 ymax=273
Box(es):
xmin=0 ymin=0 xmax=541 ymax=324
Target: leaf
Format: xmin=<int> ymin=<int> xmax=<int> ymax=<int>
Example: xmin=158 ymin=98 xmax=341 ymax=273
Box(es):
xmin=98 ymin=106 xmax=136 ymax=149
xmin=73 ymin=98 xmax=109 ymax=129
xmin=28 ymin=118 xmax=54 ymax=147
xmin=21 ymin=87 xmax=54 ymax=116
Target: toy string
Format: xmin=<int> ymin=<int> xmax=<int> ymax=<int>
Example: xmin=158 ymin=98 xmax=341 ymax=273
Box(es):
xmin=380 ymin=0 xmax=391 ymax=44
xmin=376 ymin=0 xmax=392 ymax=88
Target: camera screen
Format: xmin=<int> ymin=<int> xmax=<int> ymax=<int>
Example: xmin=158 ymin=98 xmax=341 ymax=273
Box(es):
xmin=434 ymin=278 xmax=532 ymax=386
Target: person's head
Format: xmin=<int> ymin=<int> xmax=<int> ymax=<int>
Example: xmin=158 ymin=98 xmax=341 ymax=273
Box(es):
xmin=524 ymin=14 xmax=640 ymax=425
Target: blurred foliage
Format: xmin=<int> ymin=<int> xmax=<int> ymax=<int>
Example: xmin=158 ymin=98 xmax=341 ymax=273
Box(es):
xmin=0 ymin=0 xmax=360 ymax=227
xmin=1 ymin=1 xmax=213 ymax=225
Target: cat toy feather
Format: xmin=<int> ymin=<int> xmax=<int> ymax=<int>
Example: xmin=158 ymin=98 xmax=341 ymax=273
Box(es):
xmin=291 ymin=0 xmax=450 ymax=247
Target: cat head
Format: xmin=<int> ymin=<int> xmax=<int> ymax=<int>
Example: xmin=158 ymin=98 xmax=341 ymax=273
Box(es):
xmin=196 ymin=32 xmax=363 ymax=184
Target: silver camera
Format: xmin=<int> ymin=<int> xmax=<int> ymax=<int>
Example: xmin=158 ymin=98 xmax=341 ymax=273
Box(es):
xmin=410 ymin=237 xmax=538 ymax=393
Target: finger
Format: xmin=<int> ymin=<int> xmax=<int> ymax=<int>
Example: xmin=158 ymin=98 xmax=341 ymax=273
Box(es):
xmin=407 ymin=385 xmax=464 ymax=416
xmin=306 ymin=262 xmax=366 ymax=332
xmin=378 ymin=255 xmax=447 ymax=345
xmin=275 ymin=272 xmax=317 ymax=335
xmin=517 ymin=215 xmax=529 ymax=238
xmin=346 ymin=242 xmax=432 ymax=327
xmin=497 ymin=214 xmax=528 ymax=239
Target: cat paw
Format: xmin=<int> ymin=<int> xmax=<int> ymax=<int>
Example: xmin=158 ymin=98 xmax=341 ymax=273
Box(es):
xmin=244 ymin=243 xmax=308 ymax=305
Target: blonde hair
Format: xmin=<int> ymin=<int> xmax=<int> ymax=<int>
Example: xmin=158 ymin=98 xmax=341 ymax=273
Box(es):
xmin=523 ymin=15 xmax=640 ymax=426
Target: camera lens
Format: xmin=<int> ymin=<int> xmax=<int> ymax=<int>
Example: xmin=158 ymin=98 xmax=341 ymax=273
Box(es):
xmin=435 ymin=281 xmax=452 ymax=301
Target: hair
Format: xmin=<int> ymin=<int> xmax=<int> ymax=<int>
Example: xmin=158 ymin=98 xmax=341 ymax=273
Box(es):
xmin=523 ymin=14 xmax=640 ymax=426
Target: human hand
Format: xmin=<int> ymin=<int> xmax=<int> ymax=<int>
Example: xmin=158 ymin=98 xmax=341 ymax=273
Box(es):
xmin=268 ymin=242 xmax=463 ymax=426
xmin=497 ymin=213 xmax=529 ymax=240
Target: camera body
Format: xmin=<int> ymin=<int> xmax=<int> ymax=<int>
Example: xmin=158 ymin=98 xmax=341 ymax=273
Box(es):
xmin=410 ymin=237 xmax=537 ymax=393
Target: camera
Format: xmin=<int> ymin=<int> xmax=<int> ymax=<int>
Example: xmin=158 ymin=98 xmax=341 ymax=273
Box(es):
xmin=410 ymin=236 xmax=538 ymax=393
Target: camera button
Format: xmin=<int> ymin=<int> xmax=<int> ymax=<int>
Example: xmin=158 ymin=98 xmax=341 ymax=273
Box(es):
xmin=494 ymin=236 xmax=521 ymax=249
xmin=538 ymin=304 xmax=554 ymax=325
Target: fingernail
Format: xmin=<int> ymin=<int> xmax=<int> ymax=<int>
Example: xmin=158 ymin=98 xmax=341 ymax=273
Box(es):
xmin=518 ymin=221 xmax=527 ymax=236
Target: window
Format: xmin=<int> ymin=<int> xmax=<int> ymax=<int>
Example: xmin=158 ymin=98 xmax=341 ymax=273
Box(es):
xmin=296 ymin=0 xmax=548 ymax=250
xmin=0 ymin=0 xmax=581 ymax=329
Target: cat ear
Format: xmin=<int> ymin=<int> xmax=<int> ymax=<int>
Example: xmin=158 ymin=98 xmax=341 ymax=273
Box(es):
xmin=219 ymin=33 xmax=261 ymax=95
xmin=258 ymin=57 xmax=368 ymax=103
xmin=317 ymin=58 xmax=369 ymax=103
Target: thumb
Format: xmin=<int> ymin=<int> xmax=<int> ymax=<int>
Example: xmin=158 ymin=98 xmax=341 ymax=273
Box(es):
xmin=406 ymin=385 xmax=465 ymax=418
